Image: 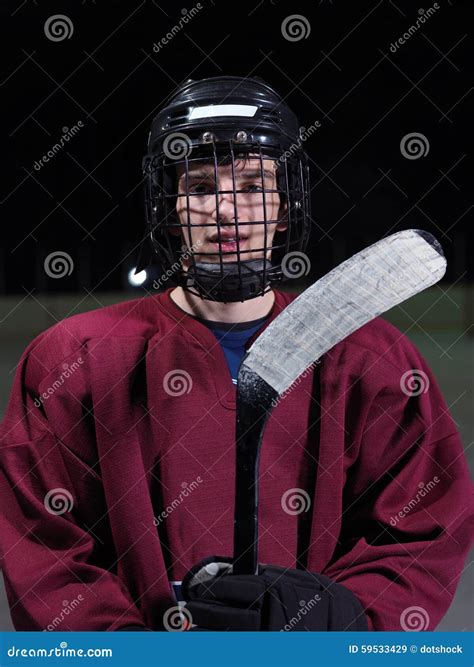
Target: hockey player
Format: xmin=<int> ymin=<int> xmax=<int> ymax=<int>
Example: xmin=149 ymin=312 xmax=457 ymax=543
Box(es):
xmin=0 ymin=77 xmax=472 ymax=632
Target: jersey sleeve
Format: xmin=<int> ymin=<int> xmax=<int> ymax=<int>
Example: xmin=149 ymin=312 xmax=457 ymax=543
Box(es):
xmin=0 ymin=333 xmax=149 ymax=631
xmin=321 ymin=336 xmax=474 ymax=631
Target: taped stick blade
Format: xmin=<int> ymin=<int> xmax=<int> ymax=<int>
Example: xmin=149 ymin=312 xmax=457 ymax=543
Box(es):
xmin=240 ymin=229 xmax=446 ymax=396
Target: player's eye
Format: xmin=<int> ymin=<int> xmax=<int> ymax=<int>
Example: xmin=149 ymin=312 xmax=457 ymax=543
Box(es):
xmin=240 ymin=183 xmax=264 ymax=193
xmin=189 ymin=182 xmax=214 ymax=195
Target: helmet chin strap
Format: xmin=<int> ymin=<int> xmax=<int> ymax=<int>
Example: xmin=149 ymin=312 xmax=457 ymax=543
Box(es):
xmin=184 ymin=259 xmax=274 ymax=303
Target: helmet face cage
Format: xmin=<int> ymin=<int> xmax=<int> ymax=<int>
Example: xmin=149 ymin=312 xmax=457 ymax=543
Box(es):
xmin=142 ymin=77 xmax=311 ymax=303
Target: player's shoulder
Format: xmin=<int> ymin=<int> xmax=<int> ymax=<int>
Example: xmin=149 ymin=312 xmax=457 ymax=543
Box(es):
xmin=58 ymin=293 xmax=159 ymax=337
xmin=337 ymin=316 xmax=422 ymax=374
xmin=23 ymin=294 xmax=163 ymax=376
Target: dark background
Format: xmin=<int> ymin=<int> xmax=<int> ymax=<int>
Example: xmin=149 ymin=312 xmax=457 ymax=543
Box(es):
xmin=0 ymin=0 xmax=473 ymax=632
xmin=1 ymin=0 xmax=472 ymax=295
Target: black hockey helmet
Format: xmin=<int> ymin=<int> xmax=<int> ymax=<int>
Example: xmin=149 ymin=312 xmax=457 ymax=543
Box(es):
xmin=139 ymin=75 xmax=311 ymax=302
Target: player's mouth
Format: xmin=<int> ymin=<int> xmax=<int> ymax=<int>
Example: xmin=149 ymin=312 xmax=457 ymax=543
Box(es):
xmin=208 ymin=233 xmax=249 ymax=253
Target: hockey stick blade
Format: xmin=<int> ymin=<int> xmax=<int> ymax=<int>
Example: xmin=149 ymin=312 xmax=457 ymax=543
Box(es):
xmin=233 ymin=229 xmax=446 ymax=575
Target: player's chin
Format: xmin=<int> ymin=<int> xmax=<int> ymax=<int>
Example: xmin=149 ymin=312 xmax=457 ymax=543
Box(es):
xmin=195 ymin=244 xmax=260 ymax=263
xmin=218 ymin=251 xmax=258 ymax=262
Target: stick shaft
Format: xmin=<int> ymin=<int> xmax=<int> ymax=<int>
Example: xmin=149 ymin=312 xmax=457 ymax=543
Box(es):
xmin=233 ymin=367 xmax=276 ymax=575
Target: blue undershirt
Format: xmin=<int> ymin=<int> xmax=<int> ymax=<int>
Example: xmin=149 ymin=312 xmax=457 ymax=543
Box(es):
xmin=196 ymin=315 xmax=270 ymax=385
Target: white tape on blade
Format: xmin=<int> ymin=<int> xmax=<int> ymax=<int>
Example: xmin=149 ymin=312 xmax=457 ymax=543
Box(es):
xmin=243 ymin=230 xmax=446 ymax=396
xmin=188 ymin=104 xmax=258 ymax=120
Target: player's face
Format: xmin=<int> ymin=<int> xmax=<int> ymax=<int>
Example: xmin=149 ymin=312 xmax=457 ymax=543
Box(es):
xmin=173 ymin=156 xmax=287 ymax=264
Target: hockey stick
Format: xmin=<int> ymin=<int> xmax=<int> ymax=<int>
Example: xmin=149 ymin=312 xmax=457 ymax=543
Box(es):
xmin=233 ymin=229 xmax=446 ymax=575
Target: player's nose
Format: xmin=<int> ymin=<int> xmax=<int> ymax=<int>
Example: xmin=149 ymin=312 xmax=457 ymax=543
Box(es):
xmin=215 ymin=189 xmax=237 ymax=223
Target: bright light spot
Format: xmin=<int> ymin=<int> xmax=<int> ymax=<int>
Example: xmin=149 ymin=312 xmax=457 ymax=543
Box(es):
xmin=128 ymin=268 xmax=147 ymax=286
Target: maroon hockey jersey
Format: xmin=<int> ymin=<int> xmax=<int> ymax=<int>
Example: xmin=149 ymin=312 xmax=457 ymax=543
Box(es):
xmin=0 ymin=287 xmax=472 ymax=631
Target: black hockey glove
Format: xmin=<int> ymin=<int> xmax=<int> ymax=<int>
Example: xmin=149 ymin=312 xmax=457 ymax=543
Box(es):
xmin=181 ymin=556 xmax=368 ymax=631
